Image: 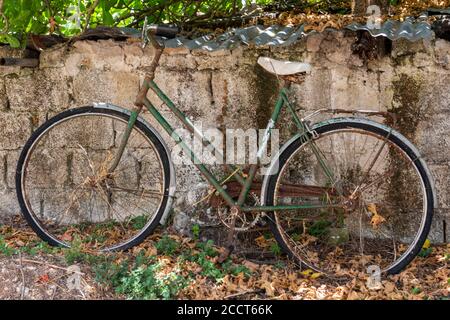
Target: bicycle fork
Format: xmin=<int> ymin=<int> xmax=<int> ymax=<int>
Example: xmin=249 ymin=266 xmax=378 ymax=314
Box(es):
xmin=108 ymin=105 xmax=143 ymax=173
xmin=107 ymin=27 xmax=164 ymax=174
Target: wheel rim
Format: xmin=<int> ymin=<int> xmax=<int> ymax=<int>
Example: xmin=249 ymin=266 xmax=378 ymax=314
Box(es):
xmin=271 ymin=127 xmax=428 ymax=276
xmin=20 ymin=112 xmax=167 ymax=251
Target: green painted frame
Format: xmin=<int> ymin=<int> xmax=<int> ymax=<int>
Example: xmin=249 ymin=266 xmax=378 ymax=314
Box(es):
xmin=115 ymin=78 xmax=337 ymax=213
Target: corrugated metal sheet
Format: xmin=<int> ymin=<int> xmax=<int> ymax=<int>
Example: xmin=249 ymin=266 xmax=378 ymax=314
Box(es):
xmin=346 ymin=18 xmax=434 ymax=41
xmin=162 ymin=18 xmax=437 ymax=51
xmin=427 ymin=8 xmax=450 ymax=15
xmin=164 ymin=24 xmax=309 ymax=50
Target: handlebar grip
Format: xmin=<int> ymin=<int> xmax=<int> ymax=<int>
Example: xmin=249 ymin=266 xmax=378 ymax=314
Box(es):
xmin=149 ymin=24 xmax=179 ymax=38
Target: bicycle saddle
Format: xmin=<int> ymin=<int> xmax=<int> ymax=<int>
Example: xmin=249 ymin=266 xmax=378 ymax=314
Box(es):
xmin=257 ymin=57 xmax=312 ymax=76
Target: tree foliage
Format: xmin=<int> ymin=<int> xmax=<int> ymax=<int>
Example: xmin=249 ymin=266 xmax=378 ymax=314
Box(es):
xmin=0 ymin=0 xmax=275 ymax=47
xmin=0 ymin=0 xmax=449 ymax=48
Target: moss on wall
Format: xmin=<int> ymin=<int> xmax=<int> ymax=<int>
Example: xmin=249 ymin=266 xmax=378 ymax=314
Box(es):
xmin=388 ymin=73 xmax=426 ymax=140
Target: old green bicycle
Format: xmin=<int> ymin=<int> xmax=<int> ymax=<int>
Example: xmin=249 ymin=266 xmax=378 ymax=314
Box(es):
xmin=16 ymin=25 xmax=435 ymax=276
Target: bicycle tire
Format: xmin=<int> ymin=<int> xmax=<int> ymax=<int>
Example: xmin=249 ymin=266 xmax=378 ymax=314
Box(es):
xmin=16 ymin=106 xmax=173 ymax=251
xmin=263 ymin=118 xmax=434 ymax=275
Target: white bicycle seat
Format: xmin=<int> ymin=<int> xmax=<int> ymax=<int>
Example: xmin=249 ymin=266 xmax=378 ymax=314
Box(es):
xmin=257 ymin=57 xmax=312 ymax=76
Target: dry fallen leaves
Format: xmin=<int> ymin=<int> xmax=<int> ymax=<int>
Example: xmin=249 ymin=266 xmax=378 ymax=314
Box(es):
xmin=242 ymin=260 xmax=259 ymax=272
xmin=257 ymin=0 xmax=450 ymax=34
xmin=368 ymin=203 xmax=386 ymax=229
xmin=383 ymin=281 xmax=396 ymax=294
xmin=60 ymin=231 xmax=73 ymax=242
xmin=1 ymin=225 xmax=449 ymax=300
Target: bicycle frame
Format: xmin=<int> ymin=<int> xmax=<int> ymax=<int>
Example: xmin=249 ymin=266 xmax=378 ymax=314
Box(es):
xmin=110 ymin=76 xmax=338 ymax=214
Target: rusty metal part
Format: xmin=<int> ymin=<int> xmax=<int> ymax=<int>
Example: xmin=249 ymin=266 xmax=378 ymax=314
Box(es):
xmin=332 ymin=108 xmax=398 ymax=127
xmin=134 ymin=77 xmax=151 ymax=107
xmin=280 ymin=73 xmax=307 ymax=84
xmin=230 ymin=206 xmax=239 ymax=216
xmin=27 ymin=34 xmax=67 ymax=51
xmin=0 ymin=57 xmax=39 ymax=67
xmin=217 ymin=192 xmax=262 ymax=232
xmin=217 ymin=205 xmax=240 ymax=263
xmin=209 ymin=180 xmax=337 ymax=208
xmin=302 ymin=108 xmax=398 ymax=127
xmin=331 ymin=108 xmax=397 ymax=122
xmin=134 ymin=33 xmax=164 ymax=107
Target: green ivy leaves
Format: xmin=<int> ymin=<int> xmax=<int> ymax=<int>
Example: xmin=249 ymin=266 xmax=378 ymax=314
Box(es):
xmin=0 ymin=0 xmax=276 ymax=48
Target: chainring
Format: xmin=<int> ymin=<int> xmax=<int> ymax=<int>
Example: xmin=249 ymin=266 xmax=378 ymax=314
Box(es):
xmin=217 ymin=193 xmax=263 ymax=232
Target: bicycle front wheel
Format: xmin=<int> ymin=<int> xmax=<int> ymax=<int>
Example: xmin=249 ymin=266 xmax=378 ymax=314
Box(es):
xmin=264 ymin=118 xmax=434 ymax=276
xmin=16 ymin=106 xmax=172 ymax=251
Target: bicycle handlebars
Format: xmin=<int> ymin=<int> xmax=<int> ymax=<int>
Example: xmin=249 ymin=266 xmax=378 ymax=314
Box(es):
xmin=148 ymin=24 xmax=179 ymax=39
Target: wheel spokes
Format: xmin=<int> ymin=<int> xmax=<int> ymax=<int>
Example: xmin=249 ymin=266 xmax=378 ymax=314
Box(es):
xmin=21 ymin=111 xmax=167 ymax=251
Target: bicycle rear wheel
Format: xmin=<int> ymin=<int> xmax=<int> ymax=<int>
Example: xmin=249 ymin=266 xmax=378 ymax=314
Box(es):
xmin=16 ymin=106 xmax=172 ymax=251
xmin=264 ymin=118 xmax=434 ymax=276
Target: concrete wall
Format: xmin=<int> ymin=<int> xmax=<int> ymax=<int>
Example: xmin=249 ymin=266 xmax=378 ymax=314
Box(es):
xmin=0 ymin=30 xmax=449 ymax=242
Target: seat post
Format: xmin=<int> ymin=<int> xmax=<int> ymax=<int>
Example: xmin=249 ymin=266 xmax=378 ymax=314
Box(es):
xmin=280 ymin=73 xmax=307 ymax=85
xmin=282 ymin=79 xmax=292 ymax=89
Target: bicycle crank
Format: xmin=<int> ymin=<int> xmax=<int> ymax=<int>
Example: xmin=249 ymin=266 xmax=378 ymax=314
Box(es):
xmin=217 ymin=192 xmax=262 ymax=232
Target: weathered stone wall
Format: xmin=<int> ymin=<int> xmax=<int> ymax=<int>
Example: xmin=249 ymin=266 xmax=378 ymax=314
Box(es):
xmin=0 ymin=30 xmax=449 ymax=242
